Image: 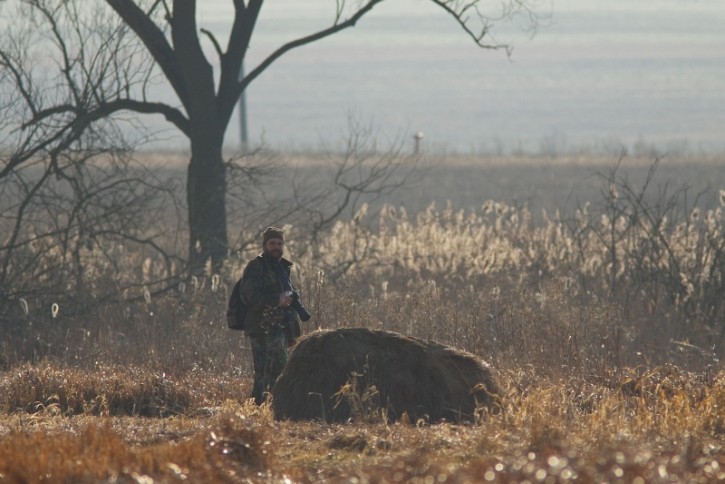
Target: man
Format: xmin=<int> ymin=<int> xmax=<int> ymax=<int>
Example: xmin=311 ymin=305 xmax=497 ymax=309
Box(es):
xmin=239 ymin=226 xmax=306 ymax=405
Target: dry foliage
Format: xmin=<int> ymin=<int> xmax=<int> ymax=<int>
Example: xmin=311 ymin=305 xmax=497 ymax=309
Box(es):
xmin=2 ymin=159 xmax=725 ymax=481
xmin=1 ymin=365 xmax=725 ymax=482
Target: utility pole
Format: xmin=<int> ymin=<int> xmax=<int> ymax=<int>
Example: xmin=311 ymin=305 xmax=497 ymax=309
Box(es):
xmin=413 ymin=131 xmax=424 ymax=155
xmin=238 ymin=61 xmax=249 ymax=153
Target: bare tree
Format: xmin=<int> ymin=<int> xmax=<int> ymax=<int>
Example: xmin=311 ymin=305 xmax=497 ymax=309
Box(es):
xmin=294 ymin=117 xmax=422 ymax=239
xmin=0 ymin=2 xmax=183 ymax=326
xmin=221 ymin=114 xmax=422 ymax=260
xmin=0 ymin=151 xmax=182 ymax=309
xmin=1 ymin=0 xmax=545 ymax=272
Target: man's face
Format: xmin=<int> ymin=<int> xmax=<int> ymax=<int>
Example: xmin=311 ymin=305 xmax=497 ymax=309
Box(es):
xmin=263 ymin=238 xmax=284 ymax=259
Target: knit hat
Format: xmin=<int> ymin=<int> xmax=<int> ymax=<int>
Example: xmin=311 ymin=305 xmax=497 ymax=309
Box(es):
xmin=262 ymin=226 xmax=284 ymax=244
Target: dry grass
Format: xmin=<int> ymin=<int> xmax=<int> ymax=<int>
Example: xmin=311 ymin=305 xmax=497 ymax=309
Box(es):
xmin=0 ymin=364 xmax=250 ymax=417
xmin=2 ymin=156 xmax=725 ymax=481
xmin=1 ymin=365 xmax=725 ymax=482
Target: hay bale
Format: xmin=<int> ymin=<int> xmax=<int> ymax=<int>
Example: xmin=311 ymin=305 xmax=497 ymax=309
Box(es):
xmin=271 ymin=328 xmax=499 ymax=423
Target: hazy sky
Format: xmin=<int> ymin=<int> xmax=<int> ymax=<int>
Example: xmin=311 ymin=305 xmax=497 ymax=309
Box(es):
xmin=202 ymin=0 xmax=725 ymax=154
xmin=3 ymin=0 xmax=724 ymax=154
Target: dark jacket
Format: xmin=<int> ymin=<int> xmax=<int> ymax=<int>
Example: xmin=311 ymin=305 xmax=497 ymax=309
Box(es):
xmin=239 ymin=254 xmax=301 ymax=341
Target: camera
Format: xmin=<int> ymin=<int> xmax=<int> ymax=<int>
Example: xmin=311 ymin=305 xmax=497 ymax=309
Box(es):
xmin=287 ymin=291 xmax=311 ymax=321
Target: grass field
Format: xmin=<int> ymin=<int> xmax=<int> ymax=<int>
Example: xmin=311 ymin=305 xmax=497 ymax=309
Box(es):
xmin=2 ymin=364 xmax=724 ymax=482
xmin=2 ymin=152 xmax=725 ymax=482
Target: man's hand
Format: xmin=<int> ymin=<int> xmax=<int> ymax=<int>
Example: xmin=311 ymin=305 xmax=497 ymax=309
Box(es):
xmin=279 ymin=293 xmax=293 ymax=308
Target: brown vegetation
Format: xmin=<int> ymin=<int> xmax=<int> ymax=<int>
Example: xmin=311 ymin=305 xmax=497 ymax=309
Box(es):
xmin=1 ymin=364 xmax=725 ymax=482
xmin=1 ymin=156 xmax=725 ymax=481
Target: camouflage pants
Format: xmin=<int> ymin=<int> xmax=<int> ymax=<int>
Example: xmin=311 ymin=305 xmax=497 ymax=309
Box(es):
xmin=250 ymin=328 xmax=288 ymax=405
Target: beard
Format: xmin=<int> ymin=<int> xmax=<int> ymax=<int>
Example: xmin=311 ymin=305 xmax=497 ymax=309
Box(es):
xmin=265 ymin=248 xmax=283 ymax=259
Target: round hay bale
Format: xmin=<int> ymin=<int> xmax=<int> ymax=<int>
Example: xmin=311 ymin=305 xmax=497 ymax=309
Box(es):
xmin=271 ymin=328 xmax=499 ymax=423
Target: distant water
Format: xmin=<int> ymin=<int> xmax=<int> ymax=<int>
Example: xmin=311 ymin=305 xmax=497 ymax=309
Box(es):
xmin=188 ymin=0 xmax=725 ymax=154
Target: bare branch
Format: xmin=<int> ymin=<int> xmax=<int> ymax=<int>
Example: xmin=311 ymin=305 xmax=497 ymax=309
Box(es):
xmin=200 ymin=28 xmax=223 ymax=61
xmin=216 ymin=0 xmax=263 ymax=127
xmin=285 ymin=116 xmax=422 ymax=242
xmin=430 ymin=0 xmax=502 ymax=51
xmin=105 ymin=0 xmax=190 ymax=108
xmin=238 ymin=0 xmax=384 ymax=108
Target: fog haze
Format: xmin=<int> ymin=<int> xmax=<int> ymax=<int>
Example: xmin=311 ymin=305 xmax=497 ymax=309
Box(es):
xmin=3 ymin=0 xmax=722 ymax=154
xmin=205 ymin=0 xmax=725 ymax=154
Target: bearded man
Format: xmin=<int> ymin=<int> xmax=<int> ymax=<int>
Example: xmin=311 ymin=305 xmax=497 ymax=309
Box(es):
xmin=239 ymin=226 xmax=308 ymax=404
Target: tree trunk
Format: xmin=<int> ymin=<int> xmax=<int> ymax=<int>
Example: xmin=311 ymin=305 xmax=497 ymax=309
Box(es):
xmin=187 ymin=129 xmax=227 ymax=274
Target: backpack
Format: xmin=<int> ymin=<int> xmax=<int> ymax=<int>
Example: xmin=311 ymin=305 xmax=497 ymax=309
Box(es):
xmin=226 ymin=277 xmax=247 ymax=331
